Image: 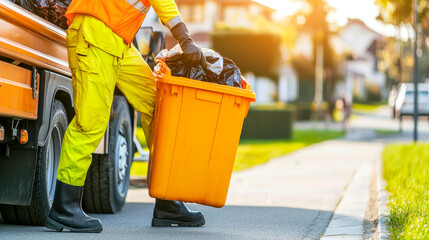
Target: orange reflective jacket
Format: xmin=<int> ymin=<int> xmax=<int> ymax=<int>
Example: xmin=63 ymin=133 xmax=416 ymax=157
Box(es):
xmin=65 ymin=0 xmax=181 ymax=44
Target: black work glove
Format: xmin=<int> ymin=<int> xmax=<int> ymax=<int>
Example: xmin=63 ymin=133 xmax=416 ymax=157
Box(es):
xmin=170 ymin=22 xmax=207 ymax=69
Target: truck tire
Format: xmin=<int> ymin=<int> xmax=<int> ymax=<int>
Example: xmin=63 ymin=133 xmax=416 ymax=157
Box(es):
xmin=0 ymin=100 xmax=67 ymax=225
xmin=83 ymin=96 xmax=133 ymax=213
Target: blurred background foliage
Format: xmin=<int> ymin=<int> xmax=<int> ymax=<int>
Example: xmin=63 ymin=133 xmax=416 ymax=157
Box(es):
xmin=376 ymin=0 xmax=429 ymax=87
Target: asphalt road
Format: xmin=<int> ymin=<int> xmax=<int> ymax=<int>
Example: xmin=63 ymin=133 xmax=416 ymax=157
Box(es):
xmin=0 ymin=202 xmax=336 ymax=240
xmin=0 ymin=106 xmax=424 ymax=240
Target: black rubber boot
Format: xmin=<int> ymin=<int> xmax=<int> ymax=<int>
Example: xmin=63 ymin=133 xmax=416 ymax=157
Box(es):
xmin=45 ymin=180 xmax=103 ymax=233
xmin=152 ymin=199 xmax=205 ymax=227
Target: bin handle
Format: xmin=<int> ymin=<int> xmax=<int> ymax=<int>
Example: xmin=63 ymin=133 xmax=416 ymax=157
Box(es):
xmin=241 ymin=76 xmax=252 ymax=90
xmin=155 ymin=59 xmax=171 ymax=76
xmin=235 ymin=96 xmax=242 ymax=107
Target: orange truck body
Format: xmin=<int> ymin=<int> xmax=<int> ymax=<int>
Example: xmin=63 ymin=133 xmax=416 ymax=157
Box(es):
xmin=0 ymin=0 xmax=69 ymax=75
xmin=0 ymin=0 xmax=74 ymax=210
xmin=0 ymin=0 xmax=69 ymax=120
xmin=0 ymin=61 xmax=39 ymax=119
xmin=0 ymin=0 xmax=145 ymax=224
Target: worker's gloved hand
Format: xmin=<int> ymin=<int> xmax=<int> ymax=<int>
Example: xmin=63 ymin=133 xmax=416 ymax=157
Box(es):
xmin=170 ymin=22 xmax=207 ymax=69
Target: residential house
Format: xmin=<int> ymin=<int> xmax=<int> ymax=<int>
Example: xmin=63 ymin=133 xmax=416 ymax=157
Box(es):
xmin=339 ymin=19 xmax=386 ymax=101
xmin=160 ymin=0 xmax=275 ymax=48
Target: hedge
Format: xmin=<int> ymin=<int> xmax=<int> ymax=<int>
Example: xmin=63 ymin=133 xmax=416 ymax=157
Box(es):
xmin=241 ymin=108 xmax=294 ymax=139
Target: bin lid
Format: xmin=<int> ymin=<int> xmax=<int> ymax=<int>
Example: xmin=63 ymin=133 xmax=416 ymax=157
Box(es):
xmin=155 ymin=61 xmax=256 ymax=101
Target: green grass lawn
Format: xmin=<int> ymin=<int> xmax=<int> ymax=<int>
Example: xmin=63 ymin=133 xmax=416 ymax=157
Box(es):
xmin=382 ymin=143 xmax=429 ymax=239
xmin=130 ymin=127 xmax=148 ymax=177
xmin=352 ymin=103 xmax=384 ymax=112
xmin=375 ymin=129 xmax=400 ymax=135
xmin=131 ymin=129 xmax=345 ymax=176
xmin=234 ymin=129 xmax=345 ymax=171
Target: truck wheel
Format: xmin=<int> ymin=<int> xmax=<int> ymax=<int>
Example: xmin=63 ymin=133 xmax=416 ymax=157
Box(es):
xmin=0 ymin=100 xmax=67 ymax=225
xmin=83 ymin=96 xmax=132 ymax=213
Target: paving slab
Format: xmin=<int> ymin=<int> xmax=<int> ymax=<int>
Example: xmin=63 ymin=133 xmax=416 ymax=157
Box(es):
xmin=321 ymin=235 xmax=362 ymax=240
xmin=321 ymin=159 xmax=374 ymax=239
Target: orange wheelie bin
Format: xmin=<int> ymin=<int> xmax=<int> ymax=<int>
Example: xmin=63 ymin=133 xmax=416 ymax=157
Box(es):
xmin=147 ymin=60 xmax=256 ymax=208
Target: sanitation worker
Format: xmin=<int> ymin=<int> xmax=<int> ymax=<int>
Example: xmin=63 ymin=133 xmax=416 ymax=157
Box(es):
xmin=45 ymin=0 xmax=206 ymax=233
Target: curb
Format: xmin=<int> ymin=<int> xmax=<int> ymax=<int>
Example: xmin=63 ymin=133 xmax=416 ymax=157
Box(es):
xmin=377 ymin=158 xmax=390 ymax=240
xmin=320 ymin=160 xmax=373 ymax=239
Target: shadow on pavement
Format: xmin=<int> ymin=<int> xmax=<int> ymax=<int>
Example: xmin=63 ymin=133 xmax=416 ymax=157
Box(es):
xmin=0 ymin=202 xmax=365 ymax=240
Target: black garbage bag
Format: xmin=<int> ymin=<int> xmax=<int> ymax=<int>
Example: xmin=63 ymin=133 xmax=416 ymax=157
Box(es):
xmin=157 ymin=45 xmax=242 ymax=88
xmin=10 ymin=0 xmax=70 ymax=30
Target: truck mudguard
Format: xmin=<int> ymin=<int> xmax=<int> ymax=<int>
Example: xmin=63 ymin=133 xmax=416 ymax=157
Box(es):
xmin=37 ymin=70 xmax=73 ymax=147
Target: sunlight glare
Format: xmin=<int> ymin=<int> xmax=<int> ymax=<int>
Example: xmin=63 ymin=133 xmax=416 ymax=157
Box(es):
xmin=254 ymin=0 xmax=403 ymax=38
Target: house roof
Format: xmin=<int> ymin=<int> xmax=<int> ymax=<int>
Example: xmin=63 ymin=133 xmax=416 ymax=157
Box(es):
xmin=340 ymin=18 xmax=384 ymax=57
xmin=344 ymin=19 xmax=383 ymax=39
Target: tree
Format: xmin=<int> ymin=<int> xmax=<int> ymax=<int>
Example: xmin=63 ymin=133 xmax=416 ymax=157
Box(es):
xmin=378 ymin=38 xmax=413 ymax=85
xmin=375 ymin=0 xmax=429 ymax=83
xmin=290 ymin=0 xmax=342 ymax=103
xmin=375 ymin=0 xmax=427 ymax=28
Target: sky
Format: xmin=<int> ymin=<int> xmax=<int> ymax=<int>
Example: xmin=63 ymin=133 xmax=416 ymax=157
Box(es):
xmin=254 ymin=0 xmax=401 ymax=37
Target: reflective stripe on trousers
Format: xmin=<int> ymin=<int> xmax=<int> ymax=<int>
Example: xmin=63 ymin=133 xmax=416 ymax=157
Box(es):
xmin=57 ymin=15 xmax=156 ymax=186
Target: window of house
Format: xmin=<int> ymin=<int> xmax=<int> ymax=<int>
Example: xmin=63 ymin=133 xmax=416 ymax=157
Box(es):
xmin=180 ymin=4 xmax=192 ymax=22
xmin=178 ymin=3 xmax=205 ymax=23
xmin=193 ymin=4 xmax=205 ymax=23
xmin=223 ymin=5 xmax=248 ymax=26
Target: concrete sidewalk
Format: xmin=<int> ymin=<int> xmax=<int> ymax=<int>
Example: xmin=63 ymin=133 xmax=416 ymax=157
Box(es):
xmin=226 ymin=139 xmax=383 ymax=239
xmin=125 ymin=137 xmax=384 ymax=239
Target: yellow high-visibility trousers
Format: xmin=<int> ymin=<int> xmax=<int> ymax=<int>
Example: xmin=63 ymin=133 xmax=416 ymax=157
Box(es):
xmin=57 ymin=15 xmax=156 ymax=186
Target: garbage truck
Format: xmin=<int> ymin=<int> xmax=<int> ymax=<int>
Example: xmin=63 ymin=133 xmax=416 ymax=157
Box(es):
xmin=0 ymin=0 xmax=164 ymax=225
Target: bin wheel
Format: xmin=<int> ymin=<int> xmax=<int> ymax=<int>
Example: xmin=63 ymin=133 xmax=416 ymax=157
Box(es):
xmin=0 ymin=100 xmax=67 ymax=225
xmin=83 ymin=96 xmax=133 ymax=213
